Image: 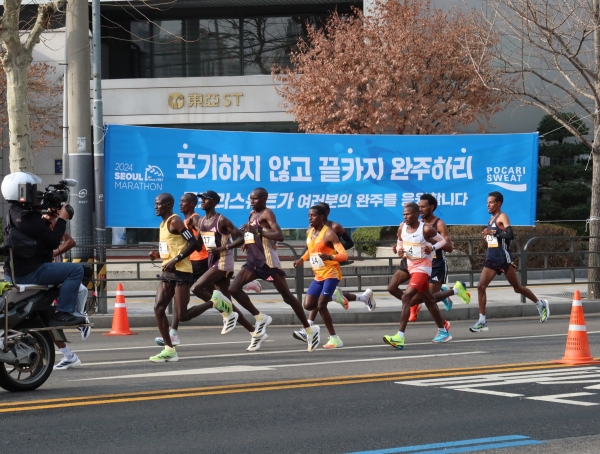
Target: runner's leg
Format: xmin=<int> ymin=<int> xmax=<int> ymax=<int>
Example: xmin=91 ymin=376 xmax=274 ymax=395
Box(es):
xmin=476 ymin=267 xmax=497 ymax=316
xmin=229 ymin=268 xmax=262 ymax=317
xmin=388 ymin=270 xmax=409 ymax=301
xmin=214 ymin=276 xmax=254 ymax=332
xmin=504 ymin=266 xmax=539 ymax=303
xmin=272 ymin=273 xmax=311 ymax=328
xmin=154 ymin=282 xmax=176 ymax=348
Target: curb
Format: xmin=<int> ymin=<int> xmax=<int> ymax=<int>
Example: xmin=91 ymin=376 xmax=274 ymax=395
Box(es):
xmin=89 ymin=301 xmax=600 ymax=329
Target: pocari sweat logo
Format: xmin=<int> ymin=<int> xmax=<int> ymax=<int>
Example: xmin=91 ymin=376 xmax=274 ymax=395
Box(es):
xmin=145 ymin=165 xmax=164 ymax=182
xmin=486 ymin=166 xmax=527 ymax=192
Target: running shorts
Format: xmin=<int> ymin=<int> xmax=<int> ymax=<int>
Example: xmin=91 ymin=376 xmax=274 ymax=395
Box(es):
xmin=192 ymin=259 xmax=209 ymax=281
xmin=307 ymin=278 xmax=340 ymax=298
xmin=482 ymin=259 xmax=516 ymax=276
xmin=429 ymin=260 xmax=447 ymax=284
xmin=241 ymin=262 xmax=286 ymax=281
xmin=159 ymin=270 xmax=194 ymax=286
xmin=398 ymin=258 xmax=408 ymax=274
xmin=408 ymin=272 xmax=430 ymax=293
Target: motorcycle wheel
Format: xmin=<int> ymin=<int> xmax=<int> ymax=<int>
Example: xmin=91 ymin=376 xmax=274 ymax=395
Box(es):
xmin=0 ymin=331 xmax=55 ymax=392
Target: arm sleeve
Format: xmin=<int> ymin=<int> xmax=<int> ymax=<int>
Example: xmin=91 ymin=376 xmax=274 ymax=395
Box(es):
xmin=430 ymin=233 xmax=446 ymax=251
xmin=339 ymin=232 xmax=354 ymax=250
xmin=332 ymin=243 xmax=348 ymax=262
xmin=495 ymin=226 xmax=514 ymax=240
xmin=176 ymin=230 xmax=200 ymax=259
xmin=301 ymin=250 xmax=310 ymax=262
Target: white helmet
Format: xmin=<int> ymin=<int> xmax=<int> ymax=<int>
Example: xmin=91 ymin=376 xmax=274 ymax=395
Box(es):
xmin=1 ymin=172 xmax=43 ymax=203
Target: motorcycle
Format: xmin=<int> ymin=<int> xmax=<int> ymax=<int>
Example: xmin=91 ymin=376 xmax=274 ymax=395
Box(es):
xmin=0 ymin=250 xmax=93 ymax=392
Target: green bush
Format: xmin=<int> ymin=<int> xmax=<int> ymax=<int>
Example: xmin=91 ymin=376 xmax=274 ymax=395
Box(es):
xmin=449 ymin=223 xmax=581 ymax=270
xmin=352 ymin=227 xmax=385 ymax=257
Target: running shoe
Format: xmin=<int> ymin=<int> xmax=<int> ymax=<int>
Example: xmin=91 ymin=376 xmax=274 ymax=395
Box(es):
xmin=469 ymin=321 xmax=489 ymax=332
xmin=323 ymin=336 xmax=344 ymax=349
xmin=432 ymin=329 xmax=452 ymax=343
xmin=149 ymin=348 xmax=179 ymax=362
xmin=453 ymin=281 xmax=471 ymax=304
xmin=383 ymin=333 xmax=404 ymax=349
xmin=293 ymin=328 xmax=308 ymax=343
xmin=212 ymin=294 xmax=233 ymax=316
xmin=409 ymin=303 xmax=421 ymax=322
xmin=53 ymin=354 xmax=82 ymax=370
xmin=333 ymin=288 xmax=349 ymax=310
xmin=307 ymin=325 xmax=321 ymax=352
xmin=247 ymin=333 xmax=268 ymax=352
xmin=440 ymin=285 xmax=453 ymax=311
xmin=222 ymin=311 xmax=239 ymax=334
xmin=155 ymin=334 xmax=181 ymax=347
xmin=362 ymin=289 xmax=376 ymax=311
xmin=252 ymin=314 xmax=273 ymax=338
xmin=245 ymin=280 xmax=262 ymax=294
xmin=78 ymin=314 xmax=91 ymax=341
xmin=538 ymin=299 xmax=550 ymax=323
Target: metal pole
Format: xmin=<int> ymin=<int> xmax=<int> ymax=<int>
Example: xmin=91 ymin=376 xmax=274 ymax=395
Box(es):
xmin=91 ymin=0 xmax=107 ymax=313
xmin=62 ymin=21 xmax=69 ymax=183
xmin=66 ymin=0 xmax=93 ymax=261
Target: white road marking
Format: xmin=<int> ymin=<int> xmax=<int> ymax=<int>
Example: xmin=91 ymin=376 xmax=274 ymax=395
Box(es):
xmin=396 ymin=367 xmax=600 ymax=406
xmin=70 ymin=351 xmax=486 ymax=381
xmin=58 ymin=340 xmax=271 ymax=354
xmin=68 ymin=330 xmax=600 ymax=366
xmin=74 ymin=365 xmax=276 ymax=381
xmin=526 ymin=393 xmax=599 ymax=406
xmin=453 ymin=389 xmax=524 ymax=397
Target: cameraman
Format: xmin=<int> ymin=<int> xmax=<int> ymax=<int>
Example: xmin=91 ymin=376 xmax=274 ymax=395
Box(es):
xmin=1 ymin=172 xmax=85 ymax=326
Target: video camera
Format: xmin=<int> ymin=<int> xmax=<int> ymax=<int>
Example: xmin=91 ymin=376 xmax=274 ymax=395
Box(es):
xmin=18 ymin=179 xmax=77 ymax=219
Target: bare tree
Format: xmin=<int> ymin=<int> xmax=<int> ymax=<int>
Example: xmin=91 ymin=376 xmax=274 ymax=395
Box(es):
xmin=465 ymin=1 xmax=600 ymax=298
xmin=272 ymin=0 xmax=507 ymax=135
xmin=0 ymin=0 xmax=65 ymax=172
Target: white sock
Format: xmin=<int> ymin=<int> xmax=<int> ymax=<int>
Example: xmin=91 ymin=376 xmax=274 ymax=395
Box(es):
xmin=397 ymin=331 xmax=405 ymax=338
xmin=453 ymin=288 xmax=459 ymax=295
xmin=330 ymin=334 xmax=339 ymax=339
xmin=255 ymin=312 xmax=264 ymax=322
xmin=535 ymin=300 xmax=543 ymax=308
xmin=478 ymin=314 xmax=486 ymax=324
xmin=357 ymin=293 xmax=368 ymax=302
xmin=60 ymin=346 xmax=73 ymax=359
xmin=169 ymin=328 xmax=178 ymax=336
xmin=308 ymin=320 xmax=315 ymax=326
xmin=440 ymin=327 xmax=448 ymax=333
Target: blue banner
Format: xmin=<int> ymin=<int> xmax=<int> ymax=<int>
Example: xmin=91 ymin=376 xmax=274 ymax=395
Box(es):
xmin=105 ymin=125 xmax=538 ymax=228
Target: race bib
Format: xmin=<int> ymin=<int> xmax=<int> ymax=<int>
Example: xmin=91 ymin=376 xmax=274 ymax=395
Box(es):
xmin=486 ymin=235 xmax=499 ymax=248
xmin=309 ymin=253 xmax=325 ymax=270
xmin=244 ymin=231 xmax=255 ymax=245
xmin=201 ymin=231 xmax=217 ymax=249
xmin=159 ymin=241 xmax=169 ymax=259
xmin=405 ymin=244 xmax=422 ymax=260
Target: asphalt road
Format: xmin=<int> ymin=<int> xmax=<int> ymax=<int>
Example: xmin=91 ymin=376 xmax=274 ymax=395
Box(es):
xmin=1 ymin=315 xmax=600 ymax=454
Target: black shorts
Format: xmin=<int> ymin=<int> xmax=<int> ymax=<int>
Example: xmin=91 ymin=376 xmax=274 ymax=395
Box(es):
xmin=429 ymin=260 xmax=447 ymax=284
xmin=482 ymin=259 xmax=516 ymax=276
xmin=398 ymin=258 xmax=408 ymax=274
xmin=159 ymin=270 xmax=194 ymax=286
xmin=192 ymin=259 xmax=209 ymax=281
xmin=242 ymin=262 xmax=286 ymax=281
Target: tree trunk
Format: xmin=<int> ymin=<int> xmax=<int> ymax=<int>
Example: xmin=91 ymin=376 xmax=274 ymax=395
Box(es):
xmin=587 ymin=117 xmax=600 ymax=300
xmin=5 ymin=63 xmax=34 ymax=172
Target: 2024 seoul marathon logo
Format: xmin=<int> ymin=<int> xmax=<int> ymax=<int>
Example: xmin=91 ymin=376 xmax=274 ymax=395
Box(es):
xmin=486 ymin=165 xmax=527 ymax=192
xmin=114 ymin=162 xmax=164 ymax=191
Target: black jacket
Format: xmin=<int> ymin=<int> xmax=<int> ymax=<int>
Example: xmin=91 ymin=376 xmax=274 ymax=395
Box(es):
xmin=3 ymin=204 xmax=66 ymax=277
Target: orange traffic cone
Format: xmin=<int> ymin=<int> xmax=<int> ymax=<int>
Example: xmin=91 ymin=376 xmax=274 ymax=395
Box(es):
xmin=103 ymin=282 xmax=138 ymax=336
xmin=553 ymin=290 xmax=599 ymax=365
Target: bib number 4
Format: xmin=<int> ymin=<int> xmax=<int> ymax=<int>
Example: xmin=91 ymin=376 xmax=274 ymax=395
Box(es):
xmin=309 ymin=253 xmax=325 ymax=270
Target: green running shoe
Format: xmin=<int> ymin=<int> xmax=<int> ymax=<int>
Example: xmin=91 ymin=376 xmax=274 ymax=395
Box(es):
xmin=538 ymin=299 xmax=550 ymax=323
xmin=383 ymin=333 xmax=405 ymax=349
xmin=323 ymin=336 xmax=344 ymax=349
xmin=212 ymin=294 xmax=233 ymax=316
xmin=453 ymin=281 xmax=471 ymax=305
xmin=149 ymin=348 xmax=178 ymax=362
xmin=333 ymin=288 xmax=349 ymax=310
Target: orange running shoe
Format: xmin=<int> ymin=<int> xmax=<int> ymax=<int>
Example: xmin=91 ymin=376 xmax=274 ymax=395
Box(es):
xmin=409 ymin=303 xmax=422 ymax=322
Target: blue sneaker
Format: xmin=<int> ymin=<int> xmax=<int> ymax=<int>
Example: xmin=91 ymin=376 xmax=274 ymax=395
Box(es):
xmin=440 ymin=285 xmax=453 ymax=311
xmin=432 ymin=329 xmax=452 ymax=343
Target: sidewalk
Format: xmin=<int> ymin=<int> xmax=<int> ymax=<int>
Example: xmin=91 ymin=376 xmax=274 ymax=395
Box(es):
xmin=89 ymin=281 xmax=600 ymax=329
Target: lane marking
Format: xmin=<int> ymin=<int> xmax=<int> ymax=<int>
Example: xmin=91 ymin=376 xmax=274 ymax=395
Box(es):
xmin=58 ymin=340 xmax=271 ymax=354
xmin=452 ymin=389 xmax=523 ymax=397
xmin=0 ymin=361 xmax=591 ymax=413
xmin=70 ymin=331 xmax=600 ymax=367
xmin=345 ymin=435 xmax=543 ymax=454
xmin=526 ymin=392 xmax=599 ymax=406
xmin=71 ymin=351 xmax=485 ymax=382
